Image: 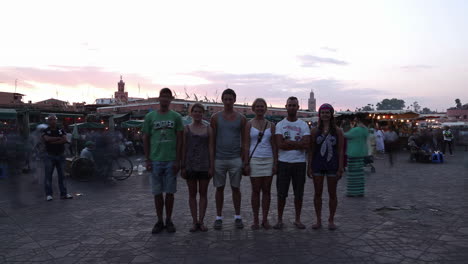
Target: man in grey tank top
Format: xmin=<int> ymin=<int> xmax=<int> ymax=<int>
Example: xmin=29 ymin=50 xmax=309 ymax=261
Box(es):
xmin=210 ymin=89 xmax=247 ymax=230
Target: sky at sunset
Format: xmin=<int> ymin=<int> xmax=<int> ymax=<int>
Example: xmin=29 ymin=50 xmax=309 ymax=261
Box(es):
xmin=0 ymin=0 xmax=467 ymax=111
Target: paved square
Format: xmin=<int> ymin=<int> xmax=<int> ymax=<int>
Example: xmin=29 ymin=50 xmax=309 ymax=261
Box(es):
xmin=1 ymin=153 xmax=467 ymax=263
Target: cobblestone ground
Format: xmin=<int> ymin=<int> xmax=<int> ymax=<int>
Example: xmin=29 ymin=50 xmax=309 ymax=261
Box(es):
xmin=1 ymin=152 xmax=467 ymax=264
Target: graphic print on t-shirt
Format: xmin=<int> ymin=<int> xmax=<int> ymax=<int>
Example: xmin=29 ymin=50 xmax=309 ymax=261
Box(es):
xmin=282 ymin=125 xmax=303 ymax=141
xmin=153 ymin=120 xmax=175 ymax=142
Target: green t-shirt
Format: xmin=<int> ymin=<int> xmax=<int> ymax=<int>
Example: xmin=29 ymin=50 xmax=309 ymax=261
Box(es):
xmin=142 ymin=110 xmax=183 ymax=162
xmin=344 ymin=126 xmax=369 ymax=157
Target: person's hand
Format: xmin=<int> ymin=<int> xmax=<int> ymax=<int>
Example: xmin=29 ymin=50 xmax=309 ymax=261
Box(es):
xmin=180 ymin=168 xmax=187 ymax=179
xmin=208 ymin=167 xmax=214 ymax=179
xmin=307 ymin=167 xmax=314 ymax=179
xmin=336 ymin=168 xmax=344 ymax=180
xmin=172 ymin=162 xmax=180 ymax=175
xmin=145 ymin=160 xmax=152 ymax=171
xmin=271 ymin=164 xmax=277 ymax=176
xmin=243 ymin=163 xmax=251 ymax=176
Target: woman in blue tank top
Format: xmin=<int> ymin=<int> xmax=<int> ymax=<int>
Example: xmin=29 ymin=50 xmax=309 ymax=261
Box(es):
xmin=307 ymin=104 xmax=344 ymax=230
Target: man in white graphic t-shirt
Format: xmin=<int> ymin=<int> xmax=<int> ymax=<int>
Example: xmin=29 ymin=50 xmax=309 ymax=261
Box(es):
xmin=273 ymin=96 xmax=310 ymax=230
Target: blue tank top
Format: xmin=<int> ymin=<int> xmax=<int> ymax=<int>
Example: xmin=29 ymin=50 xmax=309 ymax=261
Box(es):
xmin=312 ymin=130 xmax=339 ymax=173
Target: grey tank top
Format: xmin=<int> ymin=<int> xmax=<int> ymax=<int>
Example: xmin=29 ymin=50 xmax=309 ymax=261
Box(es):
xmin=185 ymin=125 xmax=210 ymax=172
xmin=216 ymin=113 xmax=242 ymax=160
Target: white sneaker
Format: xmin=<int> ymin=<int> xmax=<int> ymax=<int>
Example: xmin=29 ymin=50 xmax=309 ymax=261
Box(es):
xmin=46 ymin=195 xmax=53 ymax=201
xmin=60 ymin=194 xmax=73 ymax=199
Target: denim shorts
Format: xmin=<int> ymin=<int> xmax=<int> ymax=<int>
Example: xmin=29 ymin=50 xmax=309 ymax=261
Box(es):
xmin=150 ymin=161 xmax=176 ymax=195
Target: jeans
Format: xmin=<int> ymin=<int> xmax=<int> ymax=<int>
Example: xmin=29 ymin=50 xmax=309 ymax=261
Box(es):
xmin=150 ymin=161 xmax=176 ymax=195
xmin=44 ymin=154 xmax=67 ymax=196
xmin=442 ymin=140 xmax=453 ymax=155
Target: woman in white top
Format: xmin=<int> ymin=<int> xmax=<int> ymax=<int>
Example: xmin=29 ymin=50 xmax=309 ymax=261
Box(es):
xmin=243 ymin=98 xmax=278 ymax=230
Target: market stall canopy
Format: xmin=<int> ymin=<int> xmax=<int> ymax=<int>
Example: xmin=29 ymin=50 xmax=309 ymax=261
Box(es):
xmin=43 ymin=112 xmax=84 ymax=118
xmin=0 ymin=109 xmax=17 ymax=120
xmin=121 ymin=120 xmax=144 ymax=128
xmin=441 ymin=122 xmax=468 ymax=127
xmin=68 ymin=122 xmax=105 ymax=129
xmin=113 ymin=113 xmax=130 ymax=119
xmin=336 ymin=110 xmax=419 ymax=119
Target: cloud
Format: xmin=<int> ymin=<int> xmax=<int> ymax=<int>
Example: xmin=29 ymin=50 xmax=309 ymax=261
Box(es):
xmin=400 ymin=65 xmax=433 ymax=70
xmin=0 ymin=65 xmax=388 ymax=110
xmin=0 ymin=66 xmax=159 ymax=102
xmin=298 ymin=55 xmax=348 ymax=67
xmin=184 ymin=71 xmax=386 ymax=110
xmin=321 ymin=47 xmax=338 ymax=52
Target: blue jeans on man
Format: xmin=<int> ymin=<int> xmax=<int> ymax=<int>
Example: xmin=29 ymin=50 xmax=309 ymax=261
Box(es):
xmin=44 ymin=154 xmax=68 ymax=196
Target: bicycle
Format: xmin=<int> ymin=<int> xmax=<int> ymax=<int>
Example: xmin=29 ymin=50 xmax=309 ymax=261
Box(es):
xmin=67 ymin=155 xmax=133 ymax=182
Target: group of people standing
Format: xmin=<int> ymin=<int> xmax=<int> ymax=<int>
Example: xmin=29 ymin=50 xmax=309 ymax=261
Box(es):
xmin=143 ymin=88 xmax=370 ymax=234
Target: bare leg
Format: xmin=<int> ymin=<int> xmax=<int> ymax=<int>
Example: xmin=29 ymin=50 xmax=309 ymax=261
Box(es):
xmin=164 ymin=193 xmax=174 ymax=222
xmin=232 ymin=186 xmax=241 ymax=215
xmin=187 ymin=179 xmax=198 ymax=224
xmin=327 ymin=176 xmax=339 ymax=228
xmin=215 ymin=186 xmax=225 ymax=217
xmin=313 ymin=176 xmax=324 ymax=228
xmin=154 ymin=194 xmax=164 ymax=222
xmin=250 ymin=177 xmax=262 ymax=226
xmin=261 ymin=176 xmax=273 ymax=227
xmin=198 ymin=179 xmax=210 ymax=225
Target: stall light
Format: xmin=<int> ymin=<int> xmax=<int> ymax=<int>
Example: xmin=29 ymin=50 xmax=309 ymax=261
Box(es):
xmin=101 ymin=121 xmax=104 ymax=124
xmin=127 ymin=128 xmax=130 ymax=131
xmin=406 ymin=120 xmax=410 ymax=122
xmin=390 ymin=116 xmax=394 ymax=119
xmin=377 ymin=116 xmax=381 ymax=120
xmin=416 ymin=123 xmax=419 ymax=126
xmin=382 ymin=115 xmax=386 ymax=119
xmin=368 ymin=114 xmax=372 ymax=117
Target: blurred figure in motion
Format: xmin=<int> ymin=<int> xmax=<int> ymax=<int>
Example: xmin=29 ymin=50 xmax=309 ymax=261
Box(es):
xmin=442 ymin=126 xmax=454 ymax=156
xmin=42 ymin=114 xmax=73 ymax=201
xmin=80 ymin=141 xmax=95 ymax=162
xmin=384 ymin=125 xmax=399 ymax=166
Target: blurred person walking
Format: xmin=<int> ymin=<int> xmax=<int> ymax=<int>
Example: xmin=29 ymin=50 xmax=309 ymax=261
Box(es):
xmin=344 ymin=116 xmax=368 ymax=197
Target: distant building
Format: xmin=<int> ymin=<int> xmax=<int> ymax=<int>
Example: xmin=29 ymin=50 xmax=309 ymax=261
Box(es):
xmin=447 ymin=105 xmax=468 ymax=121
xmin=34 ymin=98 xmax=70 ymax=110
xmin=95 ymin=97 xmax=144 ymax=105
xmin=114 ymin=76 xmax=128 ymax=104
xmin=0 ymin=91 xmax=25 ymax=106
xmin=308 ymin=90 xmax=316 ymax=112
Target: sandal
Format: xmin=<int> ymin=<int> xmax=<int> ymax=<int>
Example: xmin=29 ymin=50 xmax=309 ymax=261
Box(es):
xmin=199 ymin=223 xmax=208 ymax=232
xmin=328 ymin=223 xmax=337 ymax=231
xmin=311 ymin=223 xmax=322 ymax=230
xmin=261 ymin=221 xmax=272 ymax=230
xmin=251 ymin=224 xmax=260 ymax=230
xmin=273 ymin=222 xmax=284 ymax=230
xmin=294 ymin=222 xmax=306 ymax=230
xmin=189 ymin=223 xmax=198 ymax=232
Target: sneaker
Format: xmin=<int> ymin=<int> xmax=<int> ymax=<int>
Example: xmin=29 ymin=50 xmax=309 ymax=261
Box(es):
xmin=165 ymin=221 xmax=176 ymax=233
xmin=235 ymin=219 xmax=244 ymax=229
xmin=151 ymin=221 xmax=165 ymax=234
xmin=213 ymin=219 xmax=223 ymax=230
xmin=46 ymin=195 xmax=53 ymax=201
xmin=60 ymin=194 xmax=73 ymax=199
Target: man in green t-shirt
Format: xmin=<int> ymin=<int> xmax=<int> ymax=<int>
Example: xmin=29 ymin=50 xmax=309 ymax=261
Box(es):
xmin=143 ymin=88 xmax=183 ymax=234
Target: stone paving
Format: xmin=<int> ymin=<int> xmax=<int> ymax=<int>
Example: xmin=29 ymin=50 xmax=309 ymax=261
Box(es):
xmin=1 ymin=152 xmax=468 ymax=264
